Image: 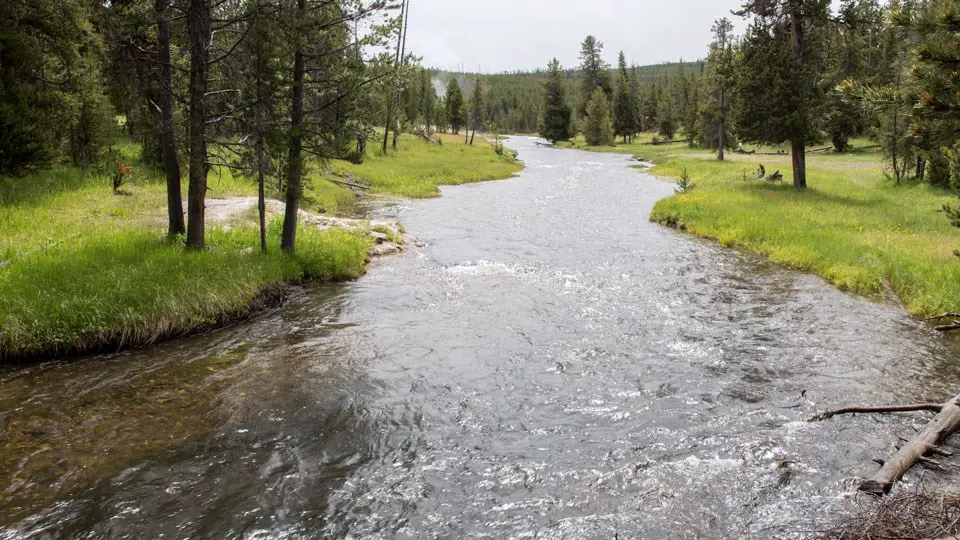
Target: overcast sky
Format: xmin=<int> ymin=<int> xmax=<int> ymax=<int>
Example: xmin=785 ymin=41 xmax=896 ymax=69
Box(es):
xmin=402 ymin=1 xmax=751 ymax=73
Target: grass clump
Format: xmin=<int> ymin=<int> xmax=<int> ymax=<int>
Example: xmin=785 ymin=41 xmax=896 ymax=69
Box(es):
xmin=559 ymin=133 xmax=960 ymax=316
xmin=0 ymin=224 xmax=371 ymax=360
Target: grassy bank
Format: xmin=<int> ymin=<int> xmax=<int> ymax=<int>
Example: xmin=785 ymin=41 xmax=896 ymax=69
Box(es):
xmin=1 ymin=132 xmax=519 ymax=361
xmin=0 ymin=224 xmax=371 ymax=360
xmin=558 ymin=134 xmax=960 ymax=316
xmin=328 ymin=132 xmax=523 ymax=199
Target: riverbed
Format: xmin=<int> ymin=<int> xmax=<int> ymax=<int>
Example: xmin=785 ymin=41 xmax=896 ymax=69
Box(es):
xmin=2 ymin=137 xmax=959 ymax=539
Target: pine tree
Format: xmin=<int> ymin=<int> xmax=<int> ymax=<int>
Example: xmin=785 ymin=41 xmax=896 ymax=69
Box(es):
xmin=155 ymin=0 xmax=186 ymax=237
xmin=657 ymin=91 xmax=677 ymax=140
xmin=908 ymin=0 xmax=960 ymax=187
xmin=446 ymin=78 xmax=465 ymax=134
xmin=629 ymin=66 xmax=643 ymax=133
xmin=735 ymin=1 xmax=829 ymax=189
xmin=700 ymin=18 xmax=737 ymax=160
xmin=539 ymin=58 xmax=572 ymax=143
xmin=435 ymin=96 xmax=448 ymax=133
xmin=578 ymin=35 xmax=612 ymax=117
xmin=584 ymin=87 xmax=615 ymax=146
xmin=420 ymin=69 xmax=435 ymax=135
xmin=0 ymin=0 xmax=113 ymax=174
xmin=681 ymin=67 xmax=700 ymax=146
xmin=613 ymin=52 xmax=637 ymax=143
xmin=468 ymin=76 xmax=484 ymax=145
xmin=186 ymin=0 xmax=212 ymax=249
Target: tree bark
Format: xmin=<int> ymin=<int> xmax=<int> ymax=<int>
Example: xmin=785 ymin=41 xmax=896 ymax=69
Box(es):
xmin=392 ymin=0 xmax=410 ymax=150
xmin=281 ymin=0 xmax=305 ymax=254
xmin=789 ymin=0 xmax=807 ymax=190
xmin=860 ymin=394 xmax=960 ymax=495
xmin=156 ymin=0 xmax=185 ymax=238
xmin=791 ymin=140 xmax=807 ymax=190
xmin=186 ymin=0 xmax=211 ymax=249
xmin=254 ymin=39 xmax=268 ymax=254
xmin=717 ymin=90 xmax=725 ymax=161
xmin=257 ymin=140 xmax=267 ymax=254
xmin=382 ymin=0 xmax=406 ymax=154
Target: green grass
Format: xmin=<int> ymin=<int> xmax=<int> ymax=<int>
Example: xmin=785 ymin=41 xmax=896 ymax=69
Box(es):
xmin=330 ymin=132 xmax=523 ymax=198
xmin=0 ymin=224 xmax=370 ymax=360
xmin=559 ymin=133 xmax=960 ymax=316
xmin=0 ymin=141 xmax=367 ymax=361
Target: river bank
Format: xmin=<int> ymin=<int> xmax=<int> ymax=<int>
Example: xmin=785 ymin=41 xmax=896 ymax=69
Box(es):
xmin=557 ymin=134 xmax=960 ymax=318
xmin=0 ymin=134 xmax=521 ymax=362
xmin=4 ymin=137 xmax=959 ymax=537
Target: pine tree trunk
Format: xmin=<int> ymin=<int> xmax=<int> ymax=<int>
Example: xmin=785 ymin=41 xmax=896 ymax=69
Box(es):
xmin=393 ymin=0 xmax=409 ymax=151
xmin=383 ymin=0 xmax=406 ymax=154
xmin=792 ymin=140 xmax=807 ymax=190
xmin=156 ymin=0 xmax=185 ymax=238
xmin=254 ymin=37 xmax=268 ymax=254
xmin=789 ymin=0 xmax=807 ymax=190
xmin=258 ymin=142 xmax=267 ymax=254
xmin=282 ymin=0 xmax=305 ymax=254
xmin=717 ymin=90 xmax=725 ymax=161
xmin=186 ymin=0 xmax=210 ymax=249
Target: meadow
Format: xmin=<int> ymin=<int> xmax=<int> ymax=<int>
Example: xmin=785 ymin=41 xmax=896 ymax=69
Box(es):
xmin=559 ymin=135 xmax=960 ymax=316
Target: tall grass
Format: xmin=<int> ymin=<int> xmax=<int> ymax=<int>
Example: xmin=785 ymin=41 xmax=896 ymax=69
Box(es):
xmin=561 ymin=134 xmax=960 ymax=316
xmin=0 ymin=225 xmax=370 ymax=360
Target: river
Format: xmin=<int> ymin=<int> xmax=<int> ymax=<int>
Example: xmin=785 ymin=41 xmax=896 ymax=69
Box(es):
xmin=2 ymin=137 xmax=959 ymax=539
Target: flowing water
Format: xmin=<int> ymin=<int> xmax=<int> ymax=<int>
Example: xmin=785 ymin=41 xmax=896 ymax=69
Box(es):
xmin=2 ymin=137 xmax=960 ymax=539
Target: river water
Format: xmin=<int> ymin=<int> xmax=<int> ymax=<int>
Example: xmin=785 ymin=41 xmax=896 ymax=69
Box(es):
xmin=2 ymin=137 xmax=960 ymax=539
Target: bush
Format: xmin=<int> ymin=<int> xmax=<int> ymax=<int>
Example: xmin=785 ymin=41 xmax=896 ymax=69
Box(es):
xmin=675 ymin=167 xmax=695 ymax=194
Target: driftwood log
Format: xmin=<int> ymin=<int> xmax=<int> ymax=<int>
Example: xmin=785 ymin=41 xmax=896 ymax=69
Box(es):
xmin=328 ymin=178 xmax=371 ymax=191
xmin=812 ymin=394 xmax=960 ymax=495
xmin=927 ymin=313 xmax=960 ymax=332
xmin=414 ymin=130 xmax=440 ymax=144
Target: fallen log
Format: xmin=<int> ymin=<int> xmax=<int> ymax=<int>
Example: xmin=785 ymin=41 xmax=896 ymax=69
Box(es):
xmin=925 ymin=313 xmax=960 ymax=321
xmin=641 ymin=139 xmax=684 ymax=146
xmin=328 ymin=178 xmax=371 ymax=191
xmin=809 ymin=403 xmax=943 ymax=421
xmin=414 ymin=130 xmax=440 ymax=144
xmin=859 ymin=393 xmax=960 ymax=495
xmin=812 ymin=393 xmax=960 ymax=494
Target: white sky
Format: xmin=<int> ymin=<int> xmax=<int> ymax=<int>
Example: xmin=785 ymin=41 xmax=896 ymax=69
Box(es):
xmin=402 ymin=0 xmax=752 ymax=72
